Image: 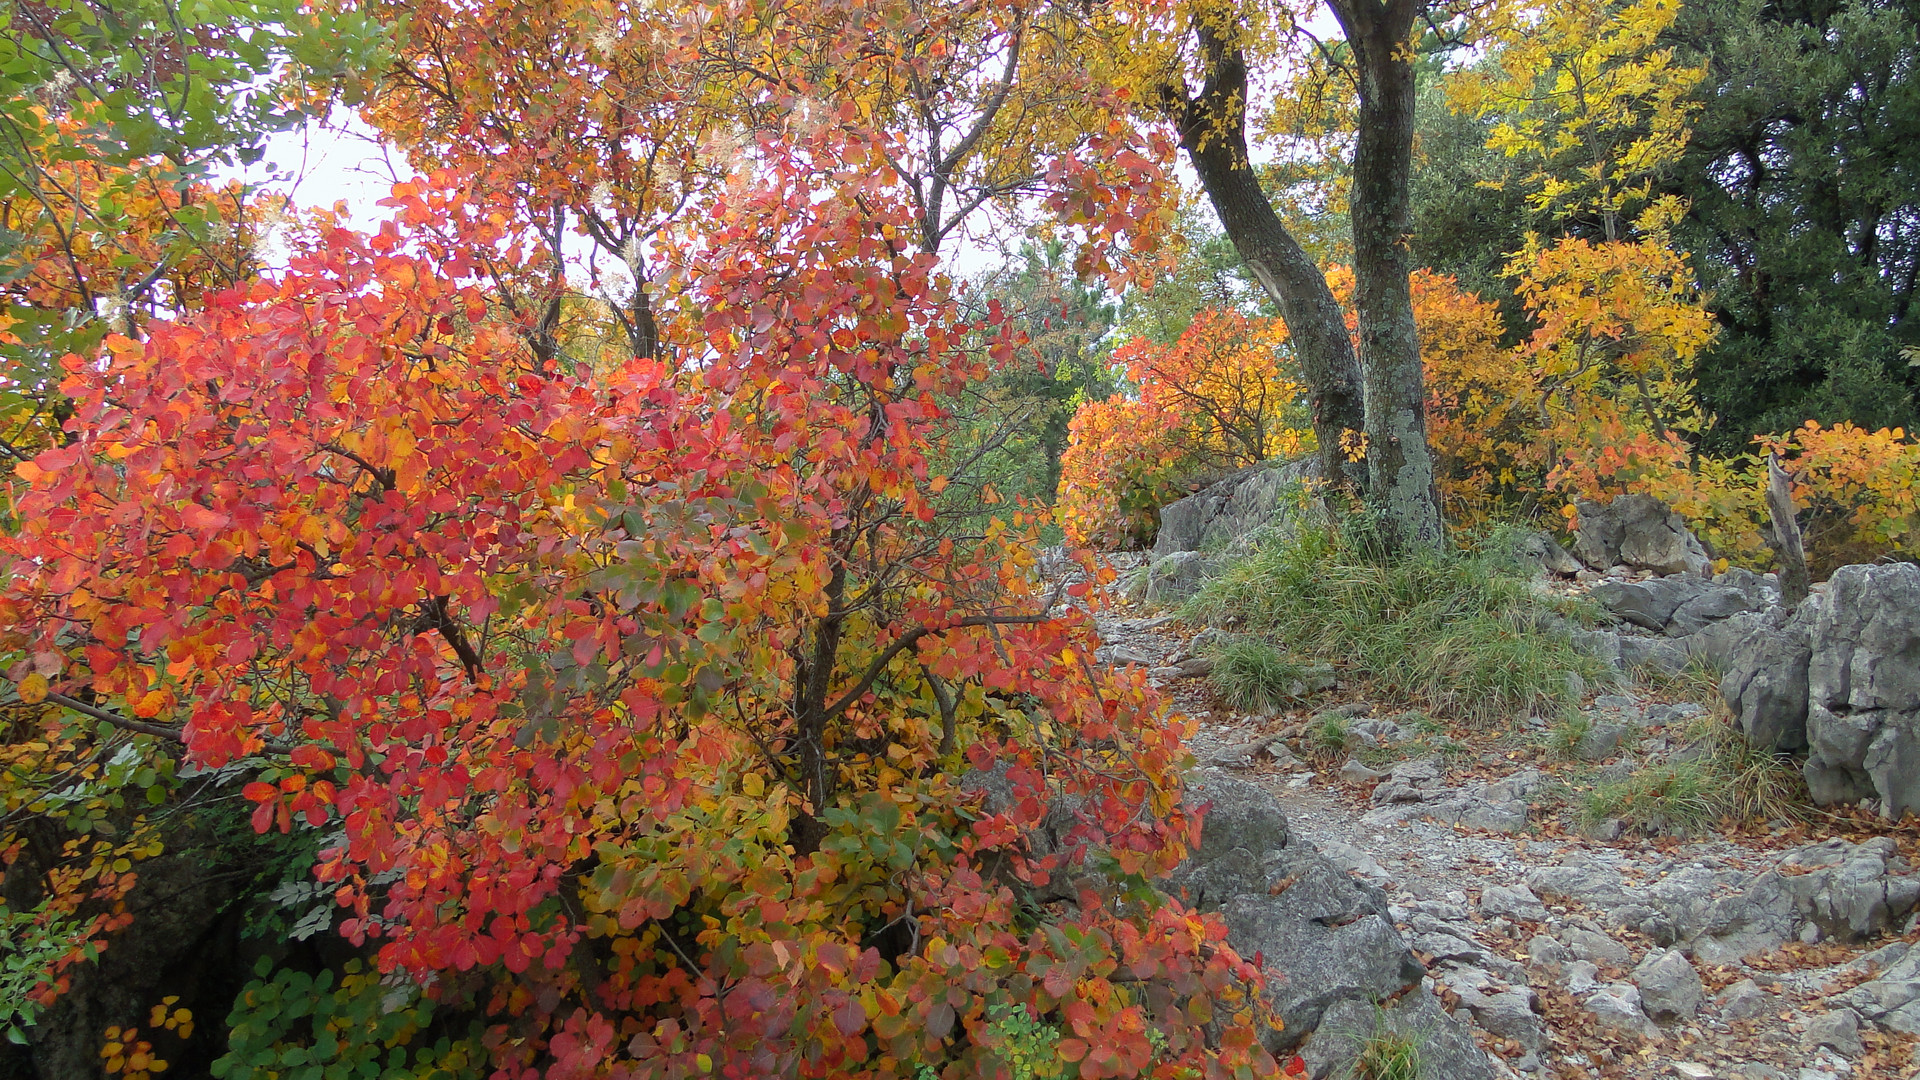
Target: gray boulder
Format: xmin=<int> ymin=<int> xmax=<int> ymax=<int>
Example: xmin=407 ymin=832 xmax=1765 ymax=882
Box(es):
xmin=1719 ymin=614 xmax=1813 ymax=754
xmin=1631 ymin=949 xmax=1704 ymax=1021
xmin=1573 ymin=627 xmax=1693 ymax=675
xmin=1582 ymin=983 xmax=1659 ymax=1040
xmin=1297 ymin=989 xmax=1495 ymax=1080
xmin=1505 ymin=530 xmax=1583 ymax=576
xmin=1134 ymin=458 xmax=1321 ymax=604
xmin=1802 ymin=563 xmax=1920 ymax=816
xmin=1221 ymin=889 xmax=1422 ymax=1053
xmin=1175 ymin=774 xmax=1492 ymax=1071
xmin=1715 ymin=978 xmax=1770 ymax=1019
xmin=1480 ymin=883 xmax=1550 ymax=922
xmin=1572 ymin=494 xmax=1711 ymax=576
xmin=1589 ymin=576 xmax=1755 ymax=637
xmin=1687 ymin=836 xmax=1920 ymax=963
xmin=1153 ymin=457 xmax=1320 ymax=560
xmin=1135 ymin=550 xmax=1218 ymax=607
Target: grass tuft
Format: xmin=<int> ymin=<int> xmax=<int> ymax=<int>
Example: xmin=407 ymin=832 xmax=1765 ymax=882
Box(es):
xmin=1544 ymin=713 xmax=1593 ymax=761
xmin=1207 ymin=640 xmax=1310 ymax=714
xmin=1311 ymin=712 xmax=1356 ymax=762
xmin=1352 ymin=1029 xmax=1422 ymax=1080
xmin=1185 ymin=520 xmax=1608 ymax=726
xmin=1583 ymin=713 xmax=1809 ymax=833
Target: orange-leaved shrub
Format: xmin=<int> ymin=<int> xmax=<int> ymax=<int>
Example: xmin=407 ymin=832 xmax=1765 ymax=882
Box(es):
xmin=1424 ymin=238 xmax=1920 ymax=573
xmin=1056 ymin=309 xmax=1308 ymax=546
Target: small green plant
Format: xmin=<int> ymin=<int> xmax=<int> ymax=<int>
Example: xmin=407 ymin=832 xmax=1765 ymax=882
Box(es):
xmin=1312 ymin=712 xmax=1356 ymax=761
xmin=213 ymin=959 xmax=485 ymax=1079
xmin=1352 ymin=1028 xmax=1422 ymax=1080
xmin=1208 ymin=640 xmax=1310 ymax=713
xmin=1634 ymin=655 xmax=1723 ymax=705
xmin=1585 ymin=760 xmax=1714 ymax=833
xmin=980 ymin=1002 xmax=1064 ymax=1080
xmin=1545 ymin=713 xmax=1593 ymax=760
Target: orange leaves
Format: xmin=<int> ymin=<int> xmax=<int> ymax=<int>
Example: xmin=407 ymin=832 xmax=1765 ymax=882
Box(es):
xmin=1059 ymin=309 xmax=1310 ymax=547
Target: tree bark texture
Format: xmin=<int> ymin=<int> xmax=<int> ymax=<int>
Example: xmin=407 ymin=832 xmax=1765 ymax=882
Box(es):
xmin=1766 ymin=452 xmax=1810 ymax=610
xmin=1329 ymin=0 xmax=1445 ymax=548
xmin=1172 ymin=26 xmax=1369 ymax=493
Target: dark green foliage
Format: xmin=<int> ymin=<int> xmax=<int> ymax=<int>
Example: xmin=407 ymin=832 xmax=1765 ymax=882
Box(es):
xmin=214 ymin=959 xmax=485 ymax=1080
xmin=1667 ymin=0 xmax=1920 ymax=450
xmin=1408 ymin=79 xmax=1535 ymax=345
xmin=954 ymin=240 xmax=1119 ymax=507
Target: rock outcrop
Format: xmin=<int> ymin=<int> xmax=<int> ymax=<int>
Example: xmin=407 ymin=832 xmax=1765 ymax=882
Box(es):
xmin=1571 ymin=494 xmax=1712 ymax=576
xmin=1522 ymin=836 xmax=1920 ymax=965
xmin=1134 ymin=458 xmax=1319 ymax=604
xmin=1802 ymin=562 xmax=1920 ymax=815
xmin=1176 ymin=774 xmax=1494 ymax=1079
xmin=1715 ymin=562 xmax=1920 ymax=814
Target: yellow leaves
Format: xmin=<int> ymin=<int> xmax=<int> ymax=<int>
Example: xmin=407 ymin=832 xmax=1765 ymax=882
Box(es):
xmin=17 ymin=672 xmax=49 ymax=704
xmin=1447 ymin=0 xmax=1705 ymax=237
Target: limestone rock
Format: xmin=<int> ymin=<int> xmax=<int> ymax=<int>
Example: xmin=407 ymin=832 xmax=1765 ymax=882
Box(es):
xmin=1573 ymin=494 xmax=1711 ymax=576
xmin=1186 ymin=774 xmax=1291 ymax=858
xmin=1715 ymin=978 xmax=1770 ymax=1019
xmin=1591 ymin=577 xmax=1716 ymax=632
xmin=1505 ymin=529 xmax=1583 ymax=576
xmin=1563 ymin=927 xmax=1631 ymax=966
xmin=1480 ymin=883 xmax=1550 ymax=923
xmin=1835 ymin=942 xmax=1920 ymax=1033
xmin=1567 ymin=960 xmax=1601 ymax=994
xmin=1097 ymin=643 xmax=1157 ymax=668
xmin=1171 ymin=773 xmax=1492 ymax=1071
xmin=1805 ymin=1008 xmax=1864 ymax=1056
xmin=1135 ymin=550 xmax=1218 ymax=607
xmin=1576 ymin=723 xmax=1628 ymax=761
xmin=1141 ymin=458 xmax=1319 ymax=603
xmin=1527 ymin=862 xmax=1632 ymax=909
xmin=1719 ymin=616 xmax=1813 ymax=753
xmin=1583 ymin=983 xmax=1659 ymax=1040
xmin=1687 ymin=836 xmax=1920 ymax=963
xmin=1801 ymin=563 xmax=1920 ymax=816
xmin=1527 ymin=933 xmax=1571 ymax=969
xmin=1339 ymin=758 xmax=1386 ymax=784
xmin=1153 ymin=457 xmax=1320 ymax=559
xmin=1632 ymin=948 xmax=1704 ymax=1021
xmin=1297 ymin=988 xmax=1495 ymax=1080
xmin=1222 ymin=889 xmax=1421 ymax=1052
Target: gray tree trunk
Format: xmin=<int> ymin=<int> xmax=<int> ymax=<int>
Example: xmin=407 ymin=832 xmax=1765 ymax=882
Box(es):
xmin=1330 ymin=0 xmax=1445 ymax=549
xmin=1168 ymin=26 xmax=1369 ymax=494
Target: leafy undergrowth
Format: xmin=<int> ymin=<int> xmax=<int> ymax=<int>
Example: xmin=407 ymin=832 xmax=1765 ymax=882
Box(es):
xmin=1186 ymin=520 xmax=1607 ymax=726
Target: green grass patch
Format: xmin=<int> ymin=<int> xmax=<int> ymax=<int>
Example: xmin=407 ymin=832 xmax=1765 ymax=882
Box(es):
xmin=1583 ymin=714 xmax=1809 ymax=833
xmin=1185 ymin=520 xmax=1608 ymax=726
xmin=1544 ymin=713 xmax=1593 ymax=760
xmin=1311 ymin=711 xmax=1355 ymax=762
xmin=1207 ymin=640 xmax=1311 ymax=714
xmin=1352 ymin=1029 xmax=1422 ymax=1080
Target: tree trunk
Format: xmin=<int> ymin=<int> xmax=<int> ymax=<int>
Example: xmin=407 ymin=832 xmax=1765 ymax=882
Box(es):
xmin=1330 ymin=0 xmax=1445 ymax=548
xmin=1766 ymin=453 xmax=1810 ymax=610
xmin=1172 ymin=27 xmax=1369 ymax=493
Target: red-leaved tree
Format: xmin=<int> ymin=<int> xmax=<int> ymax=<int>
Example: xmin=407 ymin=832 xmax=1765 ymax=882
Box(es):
xmin=3 ymin=128 xmax=1274 ymax=1078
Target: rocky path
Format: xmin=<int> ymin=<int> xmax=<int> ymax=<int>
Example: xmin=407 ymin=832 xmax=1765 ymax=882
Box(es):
xmin=1091 ymin=605 xmax=1920 ymax=1080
